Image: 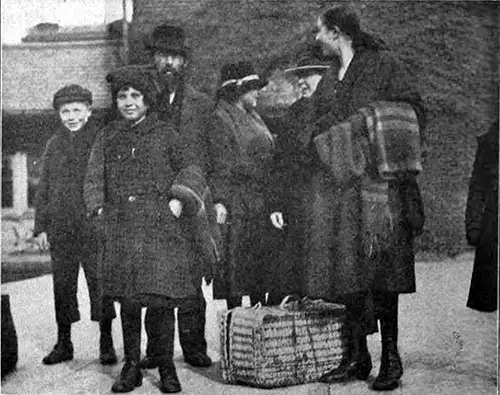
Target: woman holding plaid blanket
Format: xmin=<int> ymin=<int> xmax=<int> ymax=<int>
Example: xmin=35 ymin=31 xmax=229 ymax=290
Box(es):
xmin=273 ymin=6 xmax=426 ymax=391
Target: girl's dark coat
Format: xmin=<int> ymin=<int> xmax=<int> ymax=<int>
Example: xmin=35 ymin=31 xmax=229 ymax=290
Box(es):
xmin=84 ymin=113 xmax=208 ymax=300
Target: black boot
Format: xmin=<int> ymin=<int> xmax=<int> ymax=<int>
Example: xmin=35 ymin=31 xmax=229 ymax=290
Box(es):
xmin=159 ymin=361 xmax=181 ymax=394
xmin=321 ymin=321 xmax=372 ymax=382
xmin=137 ymin=308 xmax=160 ymax=369
xmin=150 ymin=307 xmax=182 ymax=393
xmin=178 ymin=296 xmax=212 ymax=368
xmin=42 ymin=324 xmax=74 ymax=365
xmin=372 ymin=293 xmax=403 ymax=391
xmin=111 ymin=360 xmax=143 ymax=393
xmin=112 ymin=299 xmax=142 ymax=393
xmin=99 ymin=319 xmax=117 ymax=365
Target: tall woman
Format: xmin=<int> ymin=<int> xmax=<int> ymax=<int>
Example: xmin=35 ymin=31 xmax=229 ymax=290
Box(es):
xmin=287 ymin=6 xmax=426 ymax=391
xmin=84 ymin=66 xmax=204 ymax=394
xmin=208 ymin=61 xmax=275 ymax=309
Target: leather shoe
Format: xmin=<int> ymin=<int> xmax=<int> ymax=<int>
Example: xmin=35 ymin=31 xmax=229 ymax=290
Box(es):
xmin=184 ymin=352 xmax=212 ymax=368
xmin=320 ymin=351 xmax=372 ymax=382
xmin=159 ymin=363 xmax=181 ymax=393
xmin=42 ymin=341 xmax=74 ymax=365
xmin=111 ymin=360 xmax=142 ymax=393
xmin=137 ymin=356 xmax=159 ymax=369
xmin=372 ymin=346 xmax=402 ymax=391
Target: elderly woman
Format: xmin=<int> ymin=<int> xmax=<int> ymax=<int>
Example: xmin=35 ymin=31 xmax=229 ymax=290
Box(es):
xmin=84 ymin=66 xmax=205 ymax=394
xmin=275 ymin=6 xmax=426 ymax=391
xmin=208 ymin=61 xmax=276 ymax=309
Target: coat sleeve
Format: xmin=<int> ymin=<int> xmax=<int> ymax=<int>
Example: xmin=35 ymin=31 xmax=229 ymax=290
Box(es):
xmin=83 ymin=129 xmax=106 ymax=215
xmin=465 ymin=135 xmax=487 ymax=246
xmin=207 ymin=113 xmax=236 ymax=208
xmin=381 ymin=55 xmax=427 ymax=141
xmin=172 ymin=95 xmax=212 ymax=176
xmin=33 ymin=137 xmax=55 ymax=236
xmin=266 ymin=99 xmax=316 ymax=212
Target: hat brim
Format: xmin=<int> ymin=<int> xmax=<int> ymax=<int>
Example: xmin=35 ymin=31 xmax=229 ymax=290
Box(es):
xmin=238 ymin=78 xmax=268 ymax=93
xmin=284 ymin=65 xmax=330 ymax=78
xmin=146 ymin=43 xmax=191 ymax=57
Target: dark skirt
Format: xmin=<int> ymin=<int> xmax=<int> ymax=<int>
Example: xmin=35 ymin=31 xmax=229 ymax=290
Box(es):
xmin=213 ymin=212 xmax=276 ymax=301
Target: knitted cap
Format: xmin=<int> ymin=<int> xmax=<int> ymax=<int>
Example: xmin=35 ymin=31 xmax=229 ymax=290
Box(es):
xmin=106 ymin=65 xmax=157 ymax=107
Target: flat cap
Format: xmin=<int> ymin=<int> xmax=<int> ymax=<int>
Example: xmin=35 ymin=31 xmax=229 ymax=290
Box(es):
xmin=52 ymin=84 xmax=92 ymax=110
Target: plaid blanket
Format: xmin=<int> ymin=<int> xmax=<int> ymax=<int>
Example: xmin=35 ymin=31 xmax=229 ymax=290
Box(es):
xmin=314 ymin=101 xmax=422 ymax=182
xmin=359 ymin=101 xmax=422 ymax=180
xmin=313 ymin=101 xmax=423 ymax=257
xmin=313 ymin=112 xmax=369 ymax=184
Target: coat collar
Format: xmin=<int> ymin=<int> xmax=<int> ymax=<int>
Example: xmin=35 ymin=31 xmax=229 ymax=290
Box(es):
xmin=109 ymin=112 xmax=161 ymax=141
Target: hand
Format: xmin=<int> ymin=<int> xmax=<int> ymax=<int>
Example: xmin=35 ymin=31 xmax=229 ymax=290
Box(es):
xmin=33 ymin=232 xmax=49 ymax=252
xmin=215 ymin=203 xmax=227 ymax=224
xmin=169 ymin=199 xmax=183 ymax=218
xmin=270 ymin=212 xmax=285 ymax=229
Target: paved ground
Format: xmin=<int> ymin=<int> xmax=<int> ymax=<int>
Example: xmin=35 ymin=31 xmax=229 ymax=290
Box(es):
xmin=1 ymin=252 xmax=497 ymax=394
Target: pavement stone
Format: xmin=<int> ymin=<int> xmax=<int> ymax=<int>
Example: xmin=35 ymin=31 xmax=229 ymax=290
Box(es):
xmin=0 ymin=253 xmax=497 ymax=394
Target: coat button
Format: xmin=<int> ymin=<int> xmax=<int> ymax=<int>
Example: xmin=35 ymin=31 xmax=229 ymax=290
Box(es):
xmin=128 ymin=196 xmax=136 ymax=202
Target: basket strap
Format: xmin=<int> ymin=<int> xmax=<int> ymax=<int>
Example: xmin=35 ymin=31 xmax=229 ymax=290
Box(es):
xmin=291 ymin=313 xmax=299 ymax=382
xmin=305 ymin=315 xmax=320 ymax=374
xmin=224 ymin=310 xmax=234 ymax=379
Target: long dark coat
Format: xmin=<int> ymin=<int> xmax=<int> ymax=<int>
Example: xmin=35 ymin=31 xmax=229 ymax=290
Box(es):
xmin=466 ymin=121 xmax=498 ymax=312
xmin=34 ymin=119 xmax=100 ymax=240
xmin=208 ymin=100 xmax=276 ymax=300
xmin=264 ymin=99 xmax=318 ymax=303
xmin=84 ymin=113 xmax=205 ymax=301
xmin=295 ymin=48 xmax=425 ymax=301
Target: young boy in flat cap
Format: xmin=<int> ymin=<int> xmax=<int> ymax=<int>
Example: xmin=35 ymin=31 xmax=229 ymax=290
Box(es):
xmin=33 ymin=84 xmax=117 ymax=366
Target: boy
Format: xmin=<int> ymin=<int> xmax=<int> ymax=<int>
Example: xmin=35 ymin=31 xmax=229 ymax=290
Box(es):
xmin=33 ymin=84 xmax=116 ymax=365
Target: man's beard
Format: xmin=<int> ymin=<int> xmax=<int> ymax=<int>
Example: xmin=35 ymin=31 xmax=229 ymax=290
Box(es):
xmin=160 ymin=67 xmax=183 ymax=91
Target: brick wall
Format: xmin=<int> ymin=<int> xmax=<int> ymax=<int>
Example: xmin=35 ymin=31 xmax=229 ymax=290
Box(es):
xmin=2 ymin=40 xmax=124 ymax=111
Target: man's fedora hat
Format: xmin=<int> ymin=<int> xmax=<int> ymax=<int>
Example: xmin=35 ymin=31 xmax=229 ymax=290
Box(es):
xmin=145 ymin=24 xmax=191 ymax=57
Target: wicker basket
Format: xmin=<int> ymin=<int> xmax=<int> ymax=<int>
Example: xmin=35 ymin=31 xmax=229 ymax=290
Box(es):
xmin=219 ymin=297 xmax=347 ymax=388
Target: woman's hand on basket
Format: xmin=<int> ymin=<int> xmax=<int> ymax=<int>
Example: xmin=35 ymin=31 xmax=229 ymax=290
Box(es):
xmin=270 ymin=212 xmax=285 ymax=230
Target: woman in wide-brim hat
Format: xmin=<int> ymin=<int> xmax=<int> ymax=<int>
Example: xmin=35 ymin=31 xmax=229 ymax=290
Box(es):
xmin=208 ymin=61 xmax=277 ymax=309
xmin=84 ymin=65 xmax=205 ymax=394
xmin=263 ymin=50 xmax=331 ymax=306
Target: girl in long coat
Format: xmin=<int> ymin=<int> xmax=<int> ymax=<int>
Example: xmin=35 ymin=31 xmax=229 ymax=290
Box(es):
xmin=208 ymin=61 xmax=275 ymax=309
xmin=465 ymin=120 xmax=498 ymax=313
xmin=84 ymin=66 xmax=204 ymax=394
xmin=279 ymin=7 xmax=426 ymax=391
